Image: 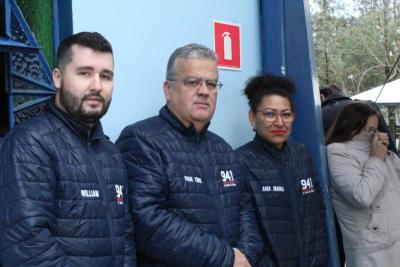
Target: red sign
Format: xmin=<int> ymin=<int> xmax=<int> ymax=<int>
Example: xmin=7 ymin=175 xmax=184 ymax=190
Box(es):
xmin=213 ymin=20 xmax=241 ymax=70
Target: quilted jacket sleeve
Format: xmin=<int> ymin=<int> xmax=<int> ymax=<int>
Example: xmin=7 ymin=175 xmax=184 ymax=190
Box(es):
xmin=124 ymin=185 xmax=136 ymax=266
xmin=327 ymin=143 xmax=386 ymax=208
xmin=236 ymin=167 xmax=263 ymax=267
xmin=0 ymin=127 xmax=71 ymax=267
xmin=117 ymin=128 xmax=234 ymax=267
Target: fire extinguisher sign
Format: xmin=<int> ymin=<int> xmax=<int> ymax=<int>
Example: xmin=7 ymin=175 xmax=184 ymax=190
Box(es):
xmin=213 ymin=20 xmax=241 ymax=70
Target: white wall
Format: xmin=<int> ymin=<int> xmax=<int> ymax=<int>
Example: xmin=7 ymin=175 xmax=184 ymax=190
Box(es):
xmin=72 ymin=0 xmax=262 ymax=147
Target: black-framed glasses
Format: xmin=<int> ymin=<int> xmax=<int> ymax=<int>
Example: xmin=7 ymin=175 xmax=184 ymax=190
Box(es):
xmin=257 ymin=110 xmax=294 ymax=123
xmin=168 ymin=77 xmax=223 ymax=91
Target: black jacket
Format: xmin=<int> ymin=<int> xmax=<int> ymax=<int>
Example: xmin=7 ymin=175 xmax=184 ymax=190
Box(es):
xmin=321 ymin=95 xmax=353 ymax=135
xmin=116 ymin=106 xmax=263 ymax=267
xmin=235 ymin=135 xmax=328 ymax=267
xmin=0 ymin=103 xmax=135 ymax=267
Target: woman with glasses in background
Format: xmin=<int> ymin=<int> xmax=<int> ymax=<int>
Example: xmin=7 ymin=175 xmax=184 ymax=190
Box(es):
xmin=326 ymin=102 xmax=400 ymax=267
xmin=235 ymin=74 xmax=328 ymax=267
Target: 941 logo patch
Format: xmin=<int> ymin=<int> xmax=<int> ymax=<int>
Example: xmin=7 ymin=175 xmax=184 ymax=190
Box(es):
xmin=301 ymin=177 xmax=315 ymax=195
xmin=115 ymin=185 xmax=124 ymax=205
xmin=221 ymin=170 xmax=236 ymax=187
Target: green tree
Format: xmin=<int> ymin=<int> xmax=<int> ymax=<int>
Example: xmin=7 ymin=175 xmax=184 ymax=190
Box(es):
xmin=311 ymin=0 xmax=400 ymax=96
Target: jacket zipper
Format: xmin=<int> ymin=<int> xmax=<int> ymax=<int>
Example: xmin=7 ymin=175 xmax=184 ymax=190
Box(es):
xmin=87 ymin=142 xmax=117 ymax=267
xmin=282 ymin=153 xmax=305 ymax=267
xmin=198 ymin=142 xmax=227 ymax=240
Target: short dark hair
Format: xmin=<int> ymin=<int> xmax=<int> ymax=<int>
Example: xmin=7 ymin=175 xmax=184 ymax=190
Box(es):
xmin=319 ymin=84 xmax=343 ymax=98
xmin=243 ymin=74 xmax=296 ymax=112
xmin=326 ymin=101 xmax=379 ymax=145
xmin=56 ymin=32 xmax=113 ymax=71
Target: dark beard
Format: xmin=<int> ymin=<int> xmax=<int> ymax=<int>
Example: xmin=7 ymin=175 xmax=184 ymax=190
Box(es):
xmin=59 ymin=82 xmax=111 ymax=126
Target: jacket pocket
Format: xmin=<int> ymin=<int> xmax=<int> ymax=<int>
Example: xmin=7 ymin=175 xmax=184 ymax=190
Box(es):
xmin=359 ymin=211 xmax=396 ymax=254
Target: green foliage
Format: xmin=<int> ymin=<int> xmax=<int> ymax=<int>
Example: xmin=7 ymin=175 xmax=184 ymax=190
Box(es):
xmin=311 ymin=0 xmax=400 ymax=96
xmin=16 ymin=0 xmax=54 ymax=67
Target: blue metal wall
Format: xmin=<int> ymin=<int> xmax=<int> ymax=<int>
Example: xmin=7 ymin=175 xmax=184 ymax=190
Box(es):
xmin=52 ymin=0 xmax=73 ymax=61
xmin=260 ymin=0 xmax=339 ymax=266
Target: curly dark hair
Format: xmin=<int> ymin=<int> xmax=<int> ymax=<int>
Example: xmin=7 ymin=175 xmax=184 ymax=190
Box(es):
xmin=243 ymin=74 xmax=296 ymax=112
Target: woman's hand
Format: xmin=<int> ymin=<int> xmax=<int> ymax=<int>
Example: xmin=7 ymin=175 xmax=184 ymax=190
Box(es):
xmin=370 ymin=132 xmax=388 ymax=159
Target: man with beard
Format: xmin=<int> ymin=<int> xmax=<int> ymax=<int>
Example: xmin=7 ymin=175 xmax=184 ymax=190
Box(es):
xmin=0 ymin=32 xmax=135 ymax=266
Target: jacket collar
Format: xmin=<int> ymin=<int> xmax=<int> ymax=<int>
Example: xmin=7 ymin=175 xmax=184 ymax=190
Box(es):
xmin=322 ymin=95 xmax=351 ymax=107
xmin=159 ymin=105 xmax=210 ymax=138
xmin=348 ymin=132 xmax=372 ymax=152
xmin=253 ymin=133 xmax=288 ymax=159
xmin=48 ymin=102 xmax=106 ymax=143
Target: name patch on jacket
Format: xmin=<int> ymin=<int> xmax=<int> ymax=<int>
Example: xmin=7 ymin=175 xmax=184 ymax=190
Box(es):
xmin=115 ymin=185 xmax=124 ymax=205
xmin=262 ymin=185 xmax=285 ymax=192
xmin=184 ymin=176 xmax=202 ymax=184
xmin=221 ymin=170 xmax=236 ymax=187
xmin=301 ymin=177 xmax=315 ymax=195
xmin=81 ymin=189 xmax=100 ymax=198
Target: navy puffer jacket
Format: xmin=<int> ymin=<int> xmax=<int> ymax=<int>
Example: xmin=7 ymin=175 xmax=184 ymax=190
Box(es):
xmin=235 ymin=135 xmax=328 ymax=267
xmin=116 ymin=106 xmax=263 ymax=267
xmin=0 ymin=103 xmax=135 ymax=267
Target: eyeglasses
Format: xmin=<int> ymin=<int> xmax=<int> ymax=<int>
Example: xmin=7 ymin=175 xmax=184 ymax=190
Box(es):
xmin=168 ymin=77 xmax=223 ymax=91
xmin=257 ymin=110 xmax=294 ymax=123
xmin=362 ymin=127 xmax=377 ymax=134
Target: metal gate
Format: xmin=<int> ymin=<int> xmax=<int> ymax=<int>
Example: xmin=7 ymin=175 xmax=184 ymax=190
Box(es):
xmin=0 ymin=0 xmax=55 ymax=136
